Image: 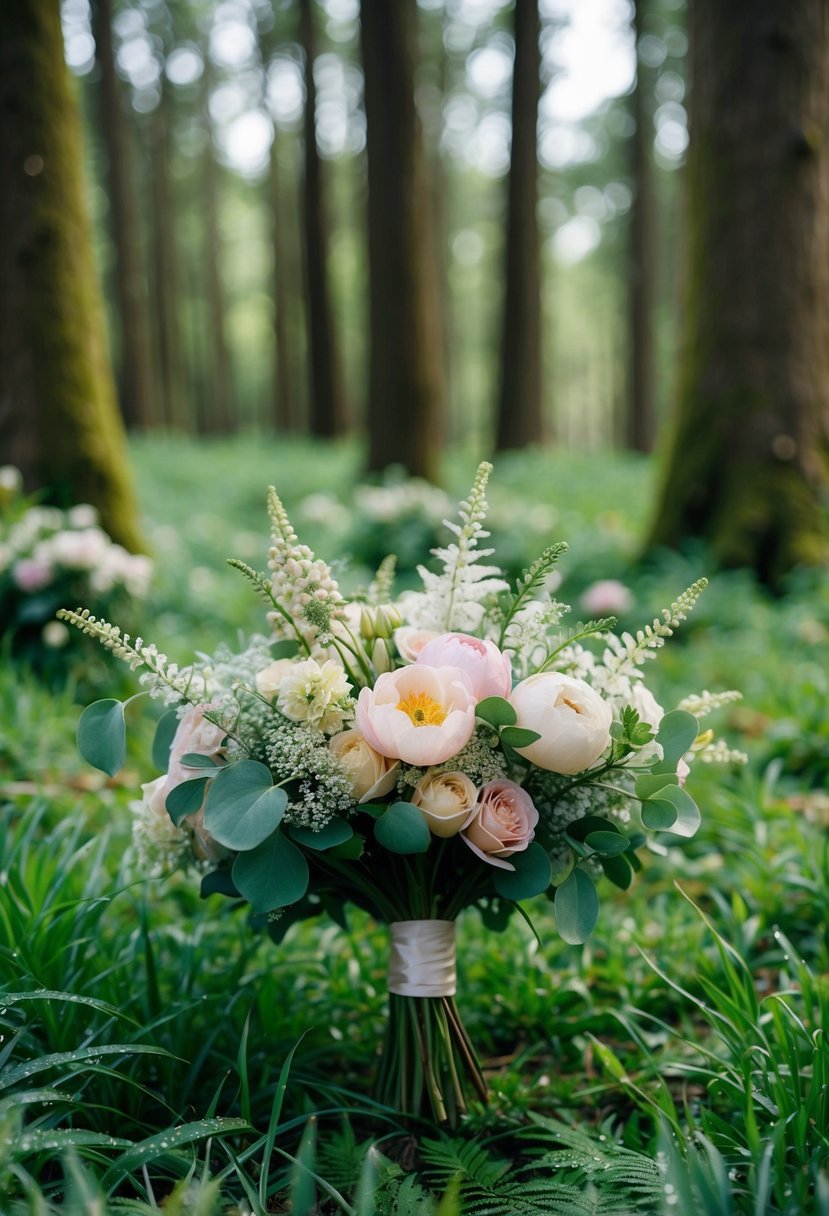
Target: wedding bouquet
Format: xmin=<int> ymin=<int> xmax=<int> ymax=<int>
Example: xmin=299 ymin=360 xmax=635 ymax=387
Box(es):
xmin=60 ymin=463 xmax=741 ymax=1125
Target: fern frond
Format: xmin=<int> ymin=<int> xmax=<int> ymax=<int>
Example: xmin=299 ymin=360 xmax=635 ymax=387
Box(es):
xmin=498 ymin=543 xmax=568 ymax=647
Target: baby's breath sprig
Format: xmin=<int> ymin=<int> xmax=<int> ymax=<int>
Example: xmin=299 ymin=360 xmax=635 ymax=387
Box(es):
xmin=57 ymin=607 xmax=199 ymax=702
xmin=497 ymin=542 xmax=568 ymax=648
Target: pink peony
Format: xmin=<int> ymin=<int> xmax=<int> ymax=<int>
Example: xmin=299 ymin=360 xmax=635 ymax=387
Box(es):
xmin=416 ymin=632 xmax=511 ymax=702
xmin=356 ymin=664 xmax=476 ymax=766
xmin=509 ymin=672 xmax=612 ymax=774
xmin=461 ymin=779 xmax=538 ymax=870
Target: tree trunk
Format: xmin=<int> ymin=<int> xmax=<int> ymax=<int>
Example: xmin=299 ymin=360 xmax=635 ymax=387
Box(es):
xmin=647 ymin=0 xmax=829 ymax=583
xmin=360 ymin=0 xmax=444 ymax=479
xmin=495 ymin=0 xmax=543 ymax=453
xmin=299 ymin=0 xmax=347 ymax=438
xmin=201 ymin=59 xmax=233 ymax=434
xmin=149 ymin=89 xmax=187 ymax=430
xmin=627 ymin=0 xmax=655 ymax=452
xmin=90 ymin=0 xmax=155 ymax=431
xmin=0 ymin=0 xmax=144 ymax=552
xmin=270 ymin=124 xmax=296 ymax=433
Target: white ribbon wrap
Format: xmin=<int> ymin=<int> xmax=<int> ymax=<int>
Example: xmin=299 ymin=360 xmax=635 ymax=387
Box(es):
xmin=388 ymin=919 xmax=456 ymax=998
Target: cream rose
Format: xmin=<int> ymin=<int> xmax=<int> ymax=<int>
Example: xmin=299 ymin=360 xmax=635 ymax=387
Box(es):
xmin=416 ymin=633 xmax=511 ymax=701
xmin=509 ymin=672 xmax=612 ymax=774
xmin=329 ymin=728 xmax=399 ymax=801
xmin=356 ymin=664 xmax=475 ymax=766
xmin=412 ymin=770 xmax=478 ymax=838
xmin=461 ymin=779 xmax=538 ymax=869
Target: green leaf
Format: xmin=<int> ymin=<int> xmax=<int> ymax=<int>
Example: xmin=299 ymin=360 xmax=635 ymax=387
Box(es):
xmin=500 ymin=726 xmax=542 ymax=749
xmin=374 ymin=801 xmax=431 ymax=854
xmin=203 ymin=761 xmax=287 ymax=851
xmin=328 ymin=834 xmax=365 ymax=861
xmin=200 ymin=869 xmax=239 ymax=899
xmin=180 ymin=752 xmax=223 ymax=770
xmin=232 ymin=830 xmax=309 ymax=913
xmin=635 ymin=772 xmax=678 ymax=799
xmin=77 ymin=699 xmax=126 ymax=777
xmin=101 ymin=1118 xmax=252 ymax=1189
xmin=271 ymin=639 xmax=299 ymax=658
xmin=166 ymin=777 xmax=209 ymax=825
xmin=555 ymin=867 xmax=599 ymax=944
xmin=652 ymin=784 xmax=701 ymax=838
xmin=566 ymin=814 xmax=625 ymax=842
xmin=475 ymin=696 xmax=517 ymax=727
xmin=152 ymin=707 xmax=179 ymax=772
xmin=289 ymin=818 xmax=353 ymax=851
xmin=601 ymin=853 xmax=633 ymax=890
xmin=584 ymin=830 xmax=630 ymax=857
xmin=653 ymin=709 xmax=698 ymax=773
xmin=641 ymin=799 xmax=678 ymax=830
xmin=492 ymin=842 xmax=552 ymax=901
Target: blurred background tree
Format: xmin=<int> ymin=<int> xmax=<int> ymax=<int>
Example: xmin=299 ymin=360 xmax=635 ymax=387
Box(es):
xmin=2 ymin=0 xmax=826 ymax=579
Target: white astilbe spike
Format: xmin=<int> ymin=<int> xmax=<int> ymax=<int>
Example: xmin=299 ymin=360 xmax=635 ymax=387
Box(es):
xmin=57 ymin=607 xmax=200 ymax=703
xmin=403 ymin=462 xmax=509 ymax=632
xmin=697 ymin=738 xmax=749 ymax=765
xmin=265 ymin=486 xmax=343 ymax=645
xmin=678 ymin=688 xmax=743 ymax=718
xmin=593 ymin=578 xmax=708 ymax=693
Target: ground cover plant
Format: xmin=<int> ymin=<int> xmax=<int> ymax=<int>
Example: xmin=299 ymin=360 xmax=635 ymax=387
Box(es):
xmin=1 ymin=439 xmax=827 ymax=1213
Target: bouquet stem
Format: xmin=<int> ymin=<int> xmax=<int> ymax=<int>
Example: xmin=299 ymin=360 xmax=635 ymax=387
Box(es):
xmin=375 ymin=993 xmax=488 ymax=1127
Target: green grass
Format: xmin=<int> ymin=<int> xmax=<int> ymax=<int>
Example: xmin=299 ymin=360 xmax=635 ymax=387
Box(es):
xmin=2 ymin=437 xmax=828 ymax=1212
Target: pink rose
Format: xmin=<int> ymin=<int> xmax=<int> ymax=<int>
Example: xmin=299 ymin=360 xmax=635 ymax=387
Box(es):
xmin=154 ymin=705 xmax=229 ymax=859
xmin=416 ymin=632 xmax=511 ymax=701
xmin=393 ymin=627 xmax=441 ymax=663
xmin=461 ymin=779 xmax=538 ymax=870
xmin=356 ymin=665 xmax=476 ymax=766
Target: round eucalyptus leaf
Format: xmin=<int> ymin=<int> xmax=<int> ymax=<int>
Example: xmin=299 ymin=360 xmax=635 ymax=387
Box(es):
xmin=554 ymin=867 xmax=599 ymax=944
xmin=232 ymin=830 xmax=309 ymax=913
xmin=374 ymin=801 xmax=430 ymax=855
xmin=492 ymin=842 xmax=552 ymax=901
xmin=204 ymin=761 xmax=287 ymax=851
xmin=77 ymin=699 xmax=126 ymax=777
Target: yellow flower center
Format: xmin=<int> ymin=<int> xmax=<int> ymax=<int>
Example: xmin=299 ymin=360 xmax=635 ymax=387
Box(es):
xmin=396 ymin=691 xmax=447 ymax=727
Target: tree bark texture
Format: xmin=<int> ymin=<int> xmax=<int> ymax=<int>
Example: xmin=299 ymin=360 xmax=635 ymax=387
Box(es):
xmin=90 ymin=0 xmax=155 ymax=431
xmin=299 ymin=0 xmax=347 ymax=438
xmin=495 ymin=0 xmax=543 ymax=453
xmin=360 ymin=0 xmax=444 ymax=479
xmin=0 ymin=0 xmax=144 ymax=552
xmin=627 ymin=0 xmax=655 ymax=452
xmin=648 ymin=0 xmax=829 ymax=583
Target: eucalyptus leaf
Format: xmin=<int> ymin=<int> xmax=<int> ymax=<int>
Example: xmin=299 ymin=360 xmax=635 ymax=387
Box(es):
xmin=653 ymin=709 xmax=699 ymax=773
xmin=492 ymin=842 xmax=552 ymax=901
xmin=566 ymin=814 xmax=625 ymax=842
xmin=600 ymin=853 xmax=633 ymax=890
xmin=204 ymin=761 xmax=287 ymax=851
xmin=289 ymin=818 xmax=354 ymax=851
xmin=554 ymin=867 xmax=599 ymax=944
xmin=232 ymin=830 xmax=309 ymax=914
xmin=374 ymin=801 xmax=431 ymax=854
xmin=475 ymin=696 xmax=517 ymax=727
xmin=500 ymin=726 xmax=542 ymax=749
xmin=180 ymin=752 xmax=223 ymax=770
xmin=653 ymin=785 xmax=701 ymax=838
xmin=166 ymin=777 xmax=209 ymax=825
xmin=200 ymin=869 xmax=240 ymax=899
xmin=151 ymin=707 xmax=180 ymax=772
xmin=584 ymin=830 xmax=630 ymax=857
xmin=635 ymin=772 xmax=678 ymax=800
xmin=77 ymin=699 xmax=126 ymax=777
xmin=641 ymin=799 xmax=679 ymax=831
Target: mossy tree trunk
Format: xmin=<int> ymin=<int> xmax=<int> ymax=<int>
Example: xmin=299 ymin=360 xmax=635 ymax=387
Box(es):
xmin=299 ymin=0 xmax=347 ymax=438
xmin=0 ymin=0 xmax=145 ymax=553
xmin=360 ymin=0 xmax=444 ymax=480
xmin=495 ymin=0 xmax=543 ymax=453
xmin=647 ymin=0 xmax=829 ymax=583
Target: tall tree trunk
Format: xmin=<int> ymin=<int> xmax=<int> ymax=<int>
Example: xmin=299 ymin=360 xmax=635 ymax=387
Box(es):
xmin=299 ymin=0 xmax=346 ymax=438
xmin=360 ymin=0 xmax=444 ymax=479
xmin=495 ymin=0 xmax=543 ymax=452
xmin=201 ymin=59 xmax=233 ymax=434
xmin=90 ymin=0 xmax=155 ymax=431
xmin=647 ymin=0 xmax=829 ymax=583
xmin=0 ymin=0 xmax=144 ymax=552
xmin=149 ymin=89 xmax=187 ymax=430
xmin=270 ymin=124 xmax=296 ymax=432
xmin=627 ymin=0 xmax=655 ymax=452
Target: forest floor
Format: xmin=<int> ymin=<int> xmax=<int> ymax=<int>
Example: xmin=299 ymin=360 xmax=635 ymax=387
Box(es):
xmin=1 ymin=437 xmax=827 ymax=1214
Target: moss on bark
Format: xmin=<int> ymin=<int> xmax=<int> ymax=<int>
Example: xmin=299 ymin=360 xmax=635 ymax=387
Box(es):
xmin=0 ymin=0 xmax=145 ymax=553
